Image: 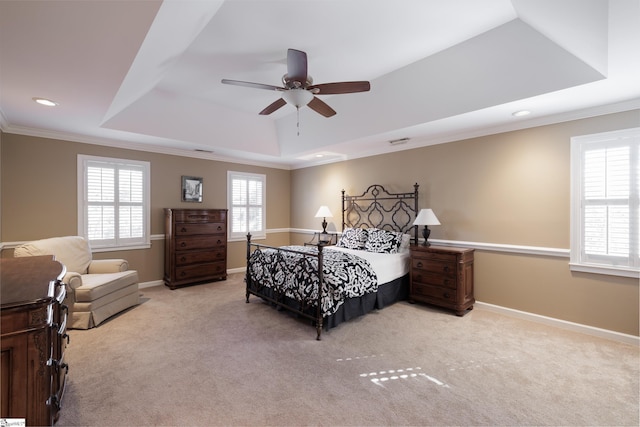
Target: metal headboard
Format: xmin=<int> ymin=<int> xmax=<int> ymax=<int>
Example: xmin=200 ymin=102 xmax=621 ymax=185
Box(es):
xmin=342 ymin=183 xmax=420 ymax=244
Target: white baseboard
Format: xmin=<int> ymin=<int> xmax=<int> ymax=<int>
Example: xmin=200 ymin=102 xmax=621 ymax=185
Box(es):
xmin=476 ymin=301 xmax=639 ymax=346
xmin=139 ymin=280 xmax=164 ymax=289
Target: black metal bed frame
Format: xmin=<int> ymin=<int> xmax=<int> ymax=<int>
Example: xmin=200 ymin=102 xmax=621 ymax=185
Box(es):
xmin=245 ymin=183 xmax=419 ymax=340
xmin=342 ymin=183 xmax=420 ymax=245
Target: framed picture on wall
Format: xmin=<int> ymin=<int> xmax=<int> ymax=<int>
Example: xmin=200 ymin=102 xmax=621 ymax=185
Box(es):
xmin=182 ymin=176 xmax=203 ymax=202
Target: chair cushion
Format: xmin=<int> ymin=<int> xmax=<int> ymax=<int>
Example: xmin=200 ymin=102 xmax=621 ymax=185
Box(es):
xmin=14 ymin=236 xmax=92 ymax=274
xmin=74 ymin=271 xmax=139 ymax=302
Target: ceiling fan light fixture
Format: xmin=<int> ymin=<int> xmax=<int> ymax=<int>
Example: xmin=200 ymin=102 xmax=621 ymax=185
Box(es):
xmin=282 ymin=89 xmax=313 ymax=108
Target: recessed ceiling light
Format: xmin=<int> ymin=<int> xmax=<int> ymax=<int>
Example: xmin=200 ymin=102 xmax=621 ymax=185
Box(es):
xmin=512 ymin=110 xmax=531 ymax=117
xmin=315 ymin=154 xmax=324 ymax=158
xmin=33 ymin=97 xmax=58 ymax=107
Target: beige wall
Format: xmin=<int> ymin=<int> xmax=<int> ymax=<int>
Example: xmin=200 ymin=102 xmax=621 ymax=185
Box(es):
xmin=290 ymin=110 xmax=640 ymax=336
xmin=0 ymin=133 xmax=291 ymax=281
xmin=1 ymin=110 xmax=638 ymax=336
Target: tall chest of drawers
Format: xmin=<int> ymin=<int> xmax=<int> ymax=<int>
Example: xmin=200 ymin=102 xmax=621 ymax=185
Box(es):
xmin=1 ymin=255 xmax=68 ymax=426
xmin=409 ymin=244 xmax=475 ymax=316
xmin=164 ymin=208 xmax=228 ymax=289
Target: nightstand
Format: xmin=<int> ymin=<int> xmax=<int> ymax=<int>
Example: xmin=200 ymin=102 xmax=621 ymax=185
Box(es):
xmin=305 ymin=231 xmax=338 ymax=246
xmin=409 ymin=244 xmax=475 ymax=316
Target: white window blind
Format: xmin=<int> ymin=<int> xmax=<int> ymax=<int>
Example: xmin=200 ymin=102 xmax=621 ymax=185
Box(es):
xmin=228 ymin=171 xmax=266 ymax=240
xmin=78 ymin=155 xmax=150 ymax=250
xmin=570 ymin=127 xmax=640 ymax=278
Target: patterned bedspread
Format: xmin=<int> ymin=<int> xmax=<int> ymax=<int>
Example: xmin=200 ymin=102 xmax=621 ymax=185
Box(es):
xmin=247 ymin=245 xmax=377 ymax=316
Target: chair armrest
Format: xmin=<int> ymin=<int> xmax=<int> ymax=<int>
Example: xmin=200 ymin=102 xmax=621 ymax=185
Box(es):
xmin=63 ymin=272 xmax=82 ymax=290
xmin=88 ymin=259 xmax=129 ymax=273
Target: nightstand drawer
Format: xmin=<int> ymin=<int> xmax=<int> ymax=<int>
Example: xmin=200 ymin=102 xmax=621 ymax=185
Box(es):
xmin=411 ymin=258 xmax=456 ymax=277
xmin=411 ymin=270 xmax=456 ymax=289
xmin=411 ymin=283 xmax=457 ymax=303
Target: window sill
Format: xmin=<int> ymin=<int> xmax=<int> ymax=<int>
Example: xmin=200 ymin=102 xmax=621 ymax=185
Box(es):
xmin=569 ymin=263 xmax=639 ymax=279
xmin=91 ymin=243 xmax=151 ymax=253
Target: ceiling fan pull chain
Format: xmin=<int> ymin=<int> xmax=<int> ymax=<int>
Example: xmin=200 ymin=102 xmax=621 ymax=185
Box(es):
xmin=297 ymin=107 xmax=300 ymax=136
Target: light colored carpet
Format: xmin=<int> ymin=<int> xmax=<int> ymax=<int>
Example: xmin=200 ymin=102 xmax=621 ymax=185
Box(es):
xmin=57 ymin=273 xmax=639 ymax=426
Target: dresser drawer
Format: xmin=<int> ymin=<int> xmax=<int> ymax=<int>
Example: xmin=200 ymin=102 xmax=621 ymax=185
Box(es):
xmin=411 ymin=270 xmax=457 ymax=289
xmin=175 ymin=235 xmax=226 ymax=251
xmin=175 ymin=222 xmax=226 ymax=235
xmin=175 ymin=262 xmax=226 ymax=281
xmin=411 ymin=258 xmax=456 ymax=277
xmin=171 ymin=210 xmax=226 ymax=223
xmin=175 ymin=249 xmax=226 ymax=266
xmin=411 ymin=282 xmax=457 ymax=303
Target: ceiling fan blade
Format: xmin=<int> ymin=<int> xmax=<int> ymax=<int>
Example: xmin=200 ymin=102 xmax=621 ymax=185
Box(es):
xmin=287 ymin=49 xmax=308 ymax=85
xmin=259 ymin=98 xmax=287 ymax=115
xmin=308 ymin=81 xmax=371 ymax=95
xmin=221 ymin=79 xmax=283 ymax=92
xmin=308 ymin=97 xmax=336 ymax=117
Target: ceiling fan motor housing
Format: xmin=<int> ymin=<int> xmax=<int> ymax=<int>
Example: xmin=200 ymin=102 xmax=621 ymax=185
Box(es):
xmin=283 ymin=74 xmax=313 ymax=89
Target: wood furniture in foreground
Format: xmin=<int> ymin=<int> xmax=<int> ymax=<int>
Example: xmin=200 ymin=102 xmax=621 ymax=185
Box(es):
xmin=164 ymin=208 xmax=228 ymax=289
xmin=1 ymin=255 xmax=69 ymax=426
xmin=409 ymin=244 xmax=475 ymax=315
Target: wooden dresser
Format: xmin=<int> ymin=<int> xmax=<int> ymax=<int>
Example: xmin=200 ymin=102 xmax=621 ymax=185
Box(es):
xmin=409 ymin=244 xmax=475 ymax=316
xmin=164 ymin=208 xmax=228 ymax=289
xmin=1 ymin=255 xmax=69 ymax=426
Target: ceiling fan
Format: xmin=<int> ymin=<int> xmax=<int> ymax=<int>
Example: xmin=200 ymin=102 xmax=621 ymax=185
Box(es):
xmin=221 ymin=48 xmax=370 ymax=117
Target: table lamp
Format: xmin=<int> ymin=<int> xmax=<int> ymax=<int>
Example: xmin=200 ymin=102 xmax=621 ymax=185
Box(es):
xmin=413 ymin=209 xmax=440 ymax=246
xmin=315 ymin=205 xmax=333 ymax=242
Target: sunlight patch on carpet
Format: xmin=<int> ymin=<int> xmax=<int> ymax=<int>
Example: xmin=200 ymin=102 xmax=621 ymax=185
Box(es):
xmin=335 ymin=354 xmax=383 ymax=362
xmin=358 ymin=367 xmax=450 ymax=388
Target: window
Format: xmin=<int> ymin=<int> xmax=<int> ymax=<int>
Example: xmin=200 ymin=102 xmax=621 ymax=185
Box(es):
xmin=227 ymin=171 xmax=266 ymax=240
xmin=78 ymin=155 xmax=150 ymax=251
xmin=570 ymin=127 xmax=639 ymax=278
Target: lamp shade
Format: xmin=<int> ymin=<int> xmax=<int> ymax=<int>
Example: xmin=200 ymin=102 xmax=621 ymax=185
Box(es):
xmin=413 ymin=209 xmax=440 ymax=226
xmin=315 ymin=205 xmax=333 ymax=218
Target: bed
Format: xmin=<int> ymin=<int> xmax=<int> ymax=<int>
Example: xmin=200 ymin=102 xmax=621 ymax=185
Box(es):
xmin=245 ymin=183 xmax=419 ymax=339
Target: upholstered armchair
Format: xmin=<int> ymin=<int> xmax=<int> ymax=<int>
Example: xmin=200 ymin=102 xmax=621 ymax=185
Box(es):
xmin=13 ymin=236 xmax=139 ymax=329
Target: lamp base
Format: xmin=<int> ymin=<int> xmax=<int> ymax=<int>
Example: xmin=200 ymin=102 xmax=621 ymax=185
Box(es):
xmin=421 ymin=225 xmax=431 ymax=246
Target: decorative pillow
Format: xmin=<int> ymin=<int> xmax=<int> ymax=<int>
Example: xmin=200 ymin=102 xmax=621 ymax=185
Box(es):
xmin=364 ymin=228 xmax=403 ymax=254
xmin=336 ymin=228 xmax=368 ymax=250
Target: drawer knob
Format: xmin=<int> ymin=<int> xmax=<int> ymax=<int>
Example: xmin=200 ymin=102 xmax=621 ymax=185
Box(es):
xmin=181 ymin=227 xmax=187 ymax=232
xmin=180 ymin=242 xmax=187 ymax=247
xmin=444 ymin=292 xmax=451 ymax=299
xmin=180 ymin=256 xmax=186 ymax=262
xmin=217 ymin=239 xmax=222 ymax=245
xmin=443 ymin=266 xmax=450 ymax=273
xmin=416 ymin=261 xmax=423 ymax=268
xmin=217 ymin=226 xmax=222 ymax=231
